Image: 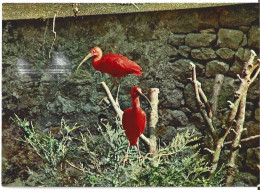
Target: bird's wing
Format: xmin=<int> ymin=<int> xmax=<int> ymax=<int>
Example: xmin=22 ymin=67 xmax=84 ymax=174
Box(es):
xmin=102 ymin=54 xmax=142 ymax=75
xmin=122 ymin=108 xmax=140 ymax=146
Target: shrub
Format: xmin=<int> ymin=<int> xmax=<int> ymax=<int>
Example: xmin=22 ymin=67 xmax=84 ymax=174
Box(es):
xmin=12 ymin=115 xmax=225 ymax=187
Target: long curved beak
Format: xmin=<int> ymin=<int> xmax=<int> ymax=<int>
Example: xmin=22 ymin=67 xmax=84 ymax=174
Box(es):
xmin=139 ymin=92 xmax=153 ymax=109
xmin=76 ymin=53 xmax=93 ymax=72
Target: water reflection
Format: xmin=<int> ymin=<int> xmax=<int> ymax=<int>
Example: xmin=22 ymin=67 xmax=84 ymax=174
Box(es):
xmin=16 ymin=52 xmax=71 ymax=82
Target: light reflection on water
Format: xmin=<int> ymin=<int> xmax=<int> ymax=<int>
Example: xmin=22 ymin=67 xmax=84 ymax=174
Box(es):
xmin=16 ymin=52 xmax=71 ymax=82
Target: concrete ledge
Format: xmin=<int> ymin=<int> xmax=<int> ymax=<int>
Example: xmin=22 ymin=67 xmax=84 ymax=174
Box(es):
xmin=2 ymin=3 xmax=239 ymax=21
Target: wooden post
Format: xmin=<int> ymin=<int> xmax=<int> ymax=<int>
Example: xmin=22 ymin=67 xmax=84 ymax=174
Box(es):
xmin=148 ymin=88 xmax=159 ymax=156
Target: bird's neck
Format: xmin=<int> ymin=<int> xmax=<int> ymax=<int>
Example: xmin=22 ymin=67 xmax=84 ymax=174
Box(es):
xmin=92 ymin=54 xmax=102 ymax=66
xmin=132 ymin=97 xmax=141 ymax=110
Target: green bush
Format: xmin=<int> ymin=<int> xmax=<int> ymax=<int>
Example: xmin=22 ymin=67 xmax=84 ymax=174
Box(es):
xmin=13 ymin=115 xmax=225 ymax=187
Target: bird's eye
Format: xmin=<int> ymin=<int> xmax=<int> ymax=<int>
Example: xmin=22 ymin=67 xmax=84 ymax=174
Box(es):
xmin=92 ymin=50 xmax=96 ymax=53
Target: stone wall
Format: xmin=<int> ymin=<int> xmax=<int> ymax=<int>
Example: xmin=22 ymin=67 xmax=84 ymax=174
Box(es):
xmin=2 ymin=4 xmax=259 ymax=185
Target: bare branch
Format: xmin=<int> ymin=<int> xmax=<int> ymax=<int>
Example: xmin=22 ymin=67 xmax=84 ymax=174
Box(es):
xmin=224 ymin=135 xmax=260 ymax=146
xmin=49 ymin=14 xmax=57 ymax=59
xmin=211 ymin=74 xmax=224 ymax=119
xmin=226 ymin=92 xmax=247 ymax=186
xmin=189 ymin=62 xmax=215 ymax=138
xmin=198 ymin=83 xmax=213 ymax=118
xmin=100 ymin=82 xmax=123 ymax=120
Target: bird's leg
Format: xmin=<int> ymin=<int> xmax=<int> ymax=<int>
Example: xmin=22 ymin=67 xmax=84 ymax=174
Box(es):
xmin=115 ymin=81 xmax=121 ymax=107
xmin=137 ymin=138 xmax=142 ymax=158
xmin=123 ymin=141 xmax=130 ymax=166
xmin=111 ymin=77 xmax=116 ymax=90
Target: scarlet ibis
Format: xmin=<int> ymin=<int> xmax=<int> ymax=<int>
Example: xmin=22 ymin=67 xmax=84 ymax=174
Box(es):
xmin=76 ymin=47 xmax=142 ymax=100
xmin=122 ymin=86 xmax=151 ymax=164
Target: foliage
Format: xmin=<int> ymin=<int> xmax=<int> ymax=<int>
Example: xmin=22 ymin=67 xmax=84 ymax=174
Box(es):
xmin=13 ymin=115 xmax=225 ymax=187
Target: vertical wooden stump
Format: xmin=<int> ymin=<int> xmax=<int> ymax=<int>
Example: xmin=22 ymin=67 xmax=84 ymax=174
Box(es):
xmin=148 ymin=88 xmax=159 ymax=156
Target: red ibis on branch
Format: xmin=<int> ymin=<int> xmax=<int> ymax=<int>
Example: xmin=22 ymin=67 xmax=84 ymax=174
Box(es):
xmin=122 ymin=86 xmax=151 ymax=165
xmin=76 ymin=47 xmax=143 ymax=100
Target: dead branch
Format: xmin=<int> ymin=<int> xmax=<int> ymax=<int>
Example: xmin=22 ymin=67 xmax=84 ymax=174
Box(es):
xmin=148 ymin=88 xmax=160 ymax=156
xmin=226 ymin=92 xmax=247 ymax=186
xmin=197 ymin=82 xmax=213 ymax=118
xmin=100 ymin=82 xmax=150 ymax=146
xmin=225 ymin=54 xmax=260 ymax=186
xmin=49 ymin=13 xmax=57 ymax=59
xmin=189 ymin=62 xmax=215 ymax=138
xmin=211 ymin=74 xmax=224 ymax=119
xmin=224 ymin=135 xmax=260 ymax=146
xmin=209 ymin=50 xmax=259 ymax=181
xmin=100 ymin=82 xmax=123 ymax=120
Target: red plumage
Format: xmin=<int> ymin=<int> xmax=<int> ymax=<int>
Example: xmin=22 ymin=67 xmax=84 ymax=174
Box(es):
xmin=122 ymin=87 xmax=146 ymax=146
xmin=77 ymin=47 xmax=142 ymax=78
xmin=94 ymin=54 xmax=142 ymax=78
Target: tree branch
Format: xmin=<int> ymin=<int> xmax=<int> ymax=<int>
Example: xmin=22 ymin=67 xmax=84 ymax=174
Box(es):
xmin=208 ymin=50 xmax=259 ymax=182
xmin=210 ymin=74 xmax=224 ymax=119
xmin=189 ymin=62 xmax=215 ymax=138
xmin=226 ymin=92 xmax=247 ymax=186
xmin=100 ymin=82 xmax=123 ymax=120
xmin=224 ymin=135 xmax=260 ymax=146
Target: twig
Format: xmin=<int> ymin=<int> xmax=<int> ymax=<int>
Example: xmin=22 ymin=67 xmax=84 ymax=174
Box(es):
xmin=66 ymin=160 xmax=85 ymax=173
xmin=189 ymin=62 xmax=215 ymax=138
xmin=198 ymin=82 xmax=213 ymax=118
xmin=100 ymin=82 xmax=123 ymax=120
xmin=49 ymin=13 xmax=57 ymax=59
xmin=132 ymin=3 xmax=140 ymax=10
xmin=224 ymin=135 xmax=260 ymax=146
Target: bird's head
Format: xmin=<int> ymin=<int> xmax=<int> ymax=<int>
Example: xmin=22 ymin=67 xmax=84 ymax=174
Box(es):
xmin=131 ymin=87 xmax=153 ymax=109
xmin=76 ymin=46 xmax=102 ymax=72
xmin=131 ymin=86 xmax=143 ymax=99
xmin=90 ymin=46 xmax=102 ymax=57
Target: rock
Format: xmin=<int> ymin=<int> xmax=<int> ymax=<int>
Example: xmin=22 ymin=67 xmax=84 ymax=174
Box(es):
xmin=217 ymin=29 xmax=244 ymax=50
xmin=185 ymin=33 xmax=216 ymax=47
xmin=168 ymin=59 xmax=197 ymax=83
xmin=228 ymin=48 xmax=251 ymax=77
xmin=239 ymin=26 xmax=250 ymax=32
xmin=184 ymin=83 xmax=197 ymax=111
xmin=245 ymin=109 xmax=252 ymax=120
xmin=247 ymin=80 xmax=260 ymax=100
xmin=241 ymin=34 xmax=248 ymax=47
xmin=219 ymin=6 xmax=258 ymax=27
xmin=159 ymin=126 xmax=177 ymax=142
xmin=244 ymin=121 xmax=260 ymax=137
xmin=254 ymin=108 xmax=260 ymax=121
xmin=216 ymin=48 xmax=235 ymax=61
xmin=234 ymin=172 xmax=258 ymax=187
xmin=163 ymin=109 xmax=189 ymax=127
xmin=248 ymin=26 xmax=260 ymax=49
xmin=235 ymin=48 xmax=251 ymax=62
xmin=168 ymin=33 xmax=186 ymax=46
xmin=191 ymin=113 xmax=205 ymax=130
xmin=178 ymin=46 xmax=191 ymax=58
xmin=160 ymin=87 xmax=183 ymax=109
xmin=191 ymin=48 xmax=217 ymax=60
xmin=246 ymin=147 xmax=260 ymax=172
xmin=228 ymin=60 xmax=244 ymax=77
xmin=199 ymin=28 xmax=215 ymax=33
xmin=206 ymin=60 xmax=229 ymax=76
xmin=158 ymin=9 xmax=218 ymax=33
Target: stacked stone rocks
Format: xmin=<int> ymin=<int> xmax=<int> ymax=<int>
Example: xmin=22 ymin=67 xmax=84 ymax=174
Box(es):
xmin=2 ymin=4 xmax=259 ymax=186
